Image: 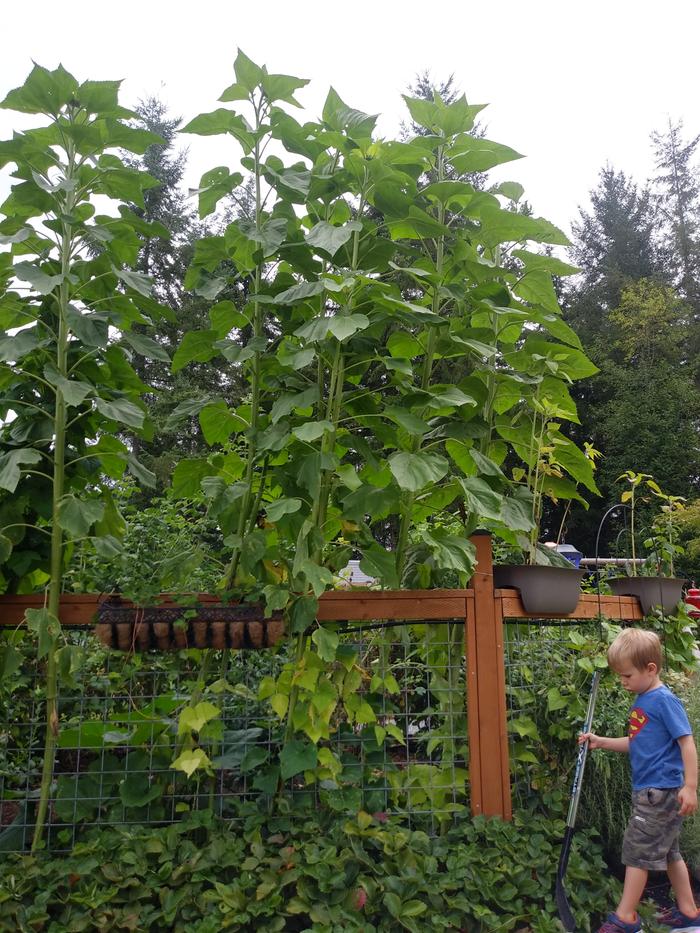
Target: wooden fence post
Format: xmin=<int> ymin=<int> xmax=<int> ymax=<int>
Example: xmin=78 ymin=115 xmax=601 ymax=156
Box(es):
xmin=466 ymin=532 xmax=512 ymax=820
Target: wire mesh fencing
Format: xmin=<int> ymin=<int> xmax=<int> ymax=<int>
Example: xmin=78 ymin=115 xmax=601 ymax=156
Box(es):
xmin=0 ymin=619 xmax=468 ymax=852
xmin=503 ymin=617 xmax=606 ymax=810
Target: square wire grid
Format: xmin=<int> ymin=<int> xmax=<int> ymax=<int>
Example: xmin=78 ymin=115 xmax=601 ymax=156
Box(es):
xmin=0 ymin=619 xmax=468 ymax=851
xmin=503 ymin=617 xmax=605 ymax=810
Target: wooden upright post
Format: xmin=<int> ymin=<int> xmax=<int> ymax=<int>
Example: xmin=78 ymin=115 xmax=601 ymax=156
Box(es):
xmin=466 ymin=532 xmax=512 ymax=820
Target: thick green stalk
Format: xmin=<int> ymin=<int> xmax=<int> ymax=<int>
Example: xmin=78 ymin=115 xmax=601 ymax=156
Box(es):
xmin=283 ymin=183 xmax=364 ymax=763
xmin=630 ymin=488 xmax=637 ymax=575
xmin=32 ymin=141 xmax=75 ymax=853
xmin=225 ymin=97 xmax=265 ymax=591
xmin=527 ymin=413 xmax=548 ymax=565
xmin=395 ymin=147 xmax=445 ymax=581
xmin=311 ymin=190 xmax=365 ymax=559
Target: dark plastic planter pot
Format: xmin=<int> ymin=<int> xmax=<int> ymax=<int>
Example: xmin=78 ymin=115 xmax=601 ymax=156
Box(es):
xmin=608 ymin=577 xmax=683 ymax=615
xmin=493 ymin=565 xmax=585 ymax=614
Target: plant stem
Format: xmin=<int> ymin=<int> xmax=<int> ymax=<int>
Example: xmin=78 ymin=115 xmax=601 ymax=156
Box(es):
xmin=395 ymin=146 xmax=445 ymax=582
xmin=32 ymin=133 xmax=76 ymax=853
xmin=630 ymin=487 xmax=637 ymax=576
xmin=225 ymin=95 xmax=265 ymax=592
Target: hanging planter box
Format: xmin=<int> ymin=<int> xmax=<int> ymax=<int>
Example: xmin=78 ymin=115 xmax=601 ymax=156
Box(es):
xmin=94 ymin=598 xmax=285 ymax=652
xmin=493 ymin=565 xmax=585 ymax=614
xmin=0 ymin=594 xmax=284 ymax=652
xmin=608 ymin=577 xmax=683 ymax=615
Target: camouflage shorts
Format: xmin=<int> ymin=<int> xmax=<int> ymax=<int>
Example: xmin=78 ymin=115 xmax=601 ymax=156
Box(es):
xmin=622 ymin=787 xmax=684 ymax=870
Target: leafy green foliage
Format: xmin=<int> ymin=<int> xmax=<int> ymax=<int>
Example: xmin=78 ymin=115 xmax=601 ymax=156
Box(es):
xmin=172 ymin=50 xmax=595 ymax=613
xmin=0 ymin=64 xmax=170 ymax=596
xmin=0 ymin=806 xmax=619 ymax=932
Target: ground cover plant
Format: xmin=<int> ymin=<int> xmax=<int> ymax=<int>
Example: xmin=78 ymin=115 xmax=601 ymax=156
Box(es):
xmin=0 ymin=805 xmax=619 ymax=932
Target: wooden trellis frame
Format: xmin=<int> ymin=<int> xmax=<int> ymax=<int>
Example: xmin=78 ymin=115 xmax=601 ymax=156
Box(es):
xmin=0 ymin=534 xmax=643 ymax=821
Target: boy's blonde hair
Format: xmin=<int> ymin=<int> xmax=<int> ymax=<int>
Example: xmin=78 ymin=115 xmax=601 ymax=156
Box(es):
xmin=608 ymin=628 xmax=662 ymax=673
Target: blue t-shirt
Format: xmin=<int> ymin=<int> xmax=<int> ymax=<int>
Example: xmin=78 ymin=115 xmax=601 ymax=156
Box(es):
xmin=628 ymin=684 xmax=692 ymax=790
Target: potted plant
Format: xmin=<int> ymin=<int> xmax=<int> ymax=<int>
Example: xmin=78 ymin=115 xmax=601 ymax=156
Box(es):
xmin=492 ymin=389 xmax=599 ymax=613
xmin=608 ymin=471 xmax=685 ymax=613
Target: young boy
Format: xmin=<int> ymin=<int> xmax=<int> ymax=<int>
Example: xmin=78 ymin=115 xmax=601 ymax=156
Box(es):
xmin=579 ymin=628 xmax=700 ymax=932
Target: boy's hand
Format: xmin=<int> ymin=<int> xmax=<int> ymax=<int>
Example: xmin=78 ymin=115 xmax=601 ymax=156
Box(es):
xmin=678 ymin=785 xmax=698 ymax=816
xmin=578 ymin=731 xmax=604 ymax=749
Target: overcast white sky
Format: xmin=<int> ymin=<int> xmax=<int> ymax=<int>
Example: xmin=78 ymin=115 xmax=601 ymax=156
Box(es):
xmin=1 ymin=0 xmax=698 ymax=237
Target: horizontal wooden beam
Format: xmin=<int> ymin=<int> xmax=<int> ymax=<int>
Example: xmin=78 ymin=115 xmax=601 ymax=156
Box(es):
xmin=0 ymin=589 xmax=477 ymax=628
xmin=497 ymin=589 xmax=644 ymax=621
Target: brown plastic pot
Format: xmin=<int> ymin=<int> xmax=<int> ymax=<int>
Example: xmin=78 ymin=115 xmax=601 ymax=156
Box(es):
xmin=608 ymin=577 xmax=683 ymax=615
xmin=493 ymin=564 xmax=585 ymax=614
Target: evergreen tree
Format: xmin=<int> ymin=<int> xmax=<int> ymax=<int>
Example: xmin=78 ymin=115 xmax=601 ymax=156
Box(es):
xmin=122 ymin=99 xmax=246 ymax=484
xmin=123 ymin=97 xmax=194 ymax=308
xmin=561 ymin=168 xmax=676 ymax=555
xmin=651 ymin=119 xmax=700 ymax=306
xmin=566 ymin=166 xmax=664 ymax=345
xmin=561 ymin=280 xmax=700 ymax=554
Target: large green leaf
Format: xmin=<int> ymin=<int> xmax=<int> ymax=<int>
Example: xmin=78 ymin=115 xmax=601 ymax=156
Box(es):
xmin=171 ymin=458 xmax=216 ymax=498
xmin=270 ymin=387 xmax=317 ymax=424
xmin=359 ymin=541 xmax=399 ymax=588
xmin=296 ymin=559 xmax=334 ymax=597
xmin=182 ymin=109 xmax=254 ymax=153
xmin=13 ymin=261 xmax=63 ymax=295
xmin=513 ymin=249 xmax=579 ymax=277
xmin=233 ymin=49 xmax=264 ymax=91
xmin=293 ymin=420 xmax=334 ymax=442
xmin=478 ymin=207 xmax=570 ymax=249
xmin=127 ymin=453 xmax=156 ymax=488
xmin=388 ymin=451 xmax=449 ymax=492
xmin=115 ymin=268 xmax=153 ymax=298
xmin=199 ymin=401 xmax=247 ymax=445
xmin=94 ymin=397 xmax=145 ymax=429
xmin=422 ymin=530 xmax=476 ymax=573
xmin=311 ymin=626 xmax=339 ymax=662
xmin=306 ymin=220 xmax=361 ymax=257
xmin=514 ymin=337 xmax=598 ymax=381
xmin=457 ymin=477 xmax=503 ymax=522
xmin=57 ymin=495 xmax=105 ymax=536
xmin=122 ymin=332 xmax=170 ymax=362
xmin=25 ymin=607 xmax=61 ymax=659
xmin=191 ymin=166 xmax=243 ymax=218
xmin=265 ymin=497 xmax=302 ymax=522
xmin=171 ymin=330 xmax=218 ymax=373
xmin=41 ymin=363 xmax=91 ymax=409
xmin=0 ymin=448 xmax=42 ymax=492
xmin=1 ymin=63 xmax=78 ymax=115
xmin=514 ymin=270 xmax=561 ymax=315
xmin=295 ymin=313 xmax=370 ymax=343
xmin=322 ymin=87 xmax=377 ymax=137
xmin=384 ymin=407 xmax=429 ymax=437
xmin=449 ymin=136 xmax=523 ymax=174
xmin=0 ymin=330 xmax=44 ymax=362
xmin=280 ymin=738 xmax=318 ymax=780
xmin=261 ymin=72 xmax=309 ymax=107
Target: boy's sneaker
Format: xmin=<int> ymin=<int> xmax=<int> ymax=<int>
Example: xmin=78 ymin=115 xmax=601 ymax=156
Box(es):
xmin=656 ymin=906 xmax=700 ymax=931
xmin=597 ymin=912 xmax=642 ymax=932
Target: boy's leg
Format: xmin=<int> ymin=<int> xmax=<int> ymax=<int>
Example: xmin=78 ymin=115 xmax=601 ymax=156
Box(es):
xmin=616 ymin=866 xmax=648 ymax=923
xmin=667 ymin=859 xmax=699 ymax=919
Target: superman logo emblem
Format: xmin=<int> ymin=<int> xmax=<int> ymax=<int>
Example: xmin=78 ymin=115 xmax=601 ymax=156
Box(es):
xmin=629 ymin=708 xmax=648 ymax=738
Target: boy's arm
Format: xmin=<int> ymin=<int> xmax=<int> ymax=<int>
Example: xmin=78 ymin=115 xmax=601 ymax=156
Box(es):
xmin=578 ymin=732 xmax=629 ymax=753
xmin=677 ymin=734 xmax=698 ymax=816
